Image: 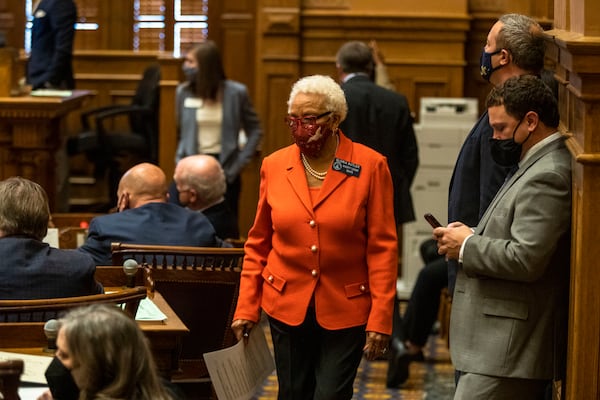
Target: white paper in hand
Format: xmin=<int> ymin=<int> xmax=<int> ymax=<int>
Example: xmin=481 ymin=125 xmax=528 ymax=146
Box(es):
xmin=203 ymin=326 xmax=275 ymax=400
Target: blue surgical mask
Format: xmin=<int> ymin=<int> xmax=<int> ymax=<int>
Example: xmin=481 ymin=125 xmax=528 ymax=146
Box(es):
xmin=480 ymin=48 xmax=504 ymax=82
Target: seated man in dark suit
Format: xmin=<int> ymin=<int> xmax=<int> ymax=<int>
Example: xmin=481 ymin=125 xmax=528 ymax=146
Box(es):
xmin=173 ymin=154 xmax=240 ymax=240
xmin=0 ymin=177 xmax=103 ymax=299
xmin=78 ymin=163 xmax=226 ymax=265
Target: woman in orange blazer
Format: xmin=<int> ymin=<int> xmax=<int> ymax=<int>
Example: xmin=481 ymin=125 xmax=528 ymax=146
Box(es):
xmin=232 ymin=75 xmax=398 ymax=399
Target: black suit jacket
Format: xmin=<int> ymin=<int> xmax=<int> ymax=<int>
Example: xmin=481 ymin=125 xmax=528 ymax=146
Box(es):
xmin=27 ymin=0 xmax=76 ymax=89
xmin=202 ymin=201 xmax=240 ymax=240
xmin=0 ymin=236 xmax=103 ymax=300
xmin=78 ymin=202 xmax=222 ymax=265
xmin=340 ymin=75 xmax=419 ymax=224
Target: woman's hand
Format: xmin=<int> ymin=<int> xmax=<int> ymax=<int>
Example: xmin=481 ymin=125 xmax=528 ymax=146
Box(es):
xmin=363 ymin=331 xmax=390 ymax=361
xmin=231 ymin=319 xmax=256 ymax=343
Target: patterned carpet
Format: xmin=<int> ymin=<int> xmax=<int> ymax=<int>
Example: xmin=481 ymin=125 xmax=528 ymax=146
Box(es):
xmin=252 ymin=317 xmax=455 ymax=400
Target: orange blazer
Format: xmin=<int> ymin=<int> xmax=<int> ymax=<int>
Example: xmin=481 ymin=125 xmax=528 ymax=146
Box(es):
xmin=234 ymin=132 xmax=398 ymax=334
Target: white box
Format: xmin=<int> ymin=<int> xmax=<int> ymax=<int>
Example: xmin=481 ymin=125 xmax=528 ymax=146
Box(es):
xmin=419 ymin=97 xmax=478 ymax=125
xmin=399 ymin=97 xmax=478 ymax=298
xmin=415 ymin=124 xmax=471 ymax=168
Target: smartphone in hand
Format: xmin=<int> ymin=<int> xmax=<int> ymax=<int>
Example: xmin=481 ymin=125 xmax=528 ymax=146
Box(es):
xmin=424 ymin=213 xmax=442 ymax=228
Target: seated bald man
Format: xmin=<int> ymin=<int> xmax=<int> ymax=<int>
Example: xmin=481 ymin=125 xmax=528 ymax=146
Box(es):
xmin=78 ymin=162 xmax=226 ymax=265
xmin=173 ymin=155 xmax=240 ymax=240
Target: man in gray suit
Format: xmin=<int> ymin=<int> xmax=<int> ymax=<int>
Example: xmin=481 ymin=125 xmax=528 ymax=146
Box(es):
xmin=435 ymin=75 xmax=571 ymax=399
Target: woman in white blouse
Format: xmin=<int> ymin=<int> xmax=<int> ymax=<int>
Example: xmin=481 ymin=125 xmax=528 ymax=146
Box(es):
xmin=174 ymin=41 xmax=263 ymax=224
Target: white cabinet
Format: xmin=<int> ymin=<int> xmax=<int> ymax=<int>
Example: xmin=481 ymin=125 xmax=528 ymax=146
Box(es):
xmin=398 ymin=98 xmax=478 ymax=299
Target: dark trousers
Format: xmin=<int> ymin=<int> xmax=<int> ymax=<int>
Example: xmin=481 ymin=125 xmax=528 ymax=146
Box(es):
xmin=400 ymin=256 xmax=448 ymax=346
xmin=268 ymin=309 xmax=365 ymax=400
xmin=225 ymin=174 xmax=241 ymax=223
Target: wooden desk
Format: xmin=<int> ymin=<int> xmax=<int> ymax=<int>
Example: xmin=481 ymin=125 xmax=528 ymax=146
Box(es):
xmin=0 ymin=90 xmax=93 ymax=210
xmin=0 ymin=291 xmax=188 ymax=379
xmin=139 ymin=292 xmax=189 ymax=378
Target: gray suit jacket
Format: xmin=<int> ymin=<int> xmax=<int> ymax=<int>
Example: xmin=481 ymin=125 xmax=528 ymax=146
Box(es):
xmin=449 ymin=136 xmax=571 ymax=380
xmin=175 ymin=80 xmax=263 ymax=183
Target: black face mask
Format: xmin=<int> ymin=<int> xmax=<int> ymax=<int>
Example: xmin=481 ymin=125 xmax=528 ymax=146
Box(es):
xmin=182 ymin=66 xmax=198 ymax=82
xmin=489 ymin=118 xmax=530 ymax=167
xmin=45 ymin=356 xmax=79 ymax=400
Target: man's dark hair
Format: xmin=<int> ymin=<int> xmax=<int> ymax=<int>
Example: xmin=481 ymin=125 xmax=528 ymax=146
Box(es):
xmin=486 ymin=75 xmax=559 ymax=128
xmin=336 ymin=41 xmax=374 ymax=75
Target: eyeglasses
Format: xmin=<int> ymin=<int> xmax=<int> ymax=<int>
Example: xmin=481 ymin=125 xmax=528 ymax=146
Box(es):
xmin=284 ymin=111 xmax=332 ymax=129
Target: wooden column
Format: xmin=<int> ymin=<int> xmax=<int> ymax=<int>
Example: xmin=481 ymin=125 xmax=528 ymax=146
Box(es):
xmin=216 ymin=0 xmax=262 ymax=237
xmin=546 ymin=0 xmax=600 ymax=398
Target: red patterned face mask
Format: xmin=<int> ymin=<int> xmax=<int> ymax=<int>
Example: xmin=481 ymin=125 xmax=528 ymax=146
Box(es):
xmin=285 ymin=112 xmax=333 ymax=157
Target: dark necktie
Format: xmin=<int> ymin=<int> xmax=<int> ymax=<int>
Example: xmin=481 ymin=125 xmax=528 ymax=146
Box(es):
xmin=504 ymin=165 xmax=518 ymax=183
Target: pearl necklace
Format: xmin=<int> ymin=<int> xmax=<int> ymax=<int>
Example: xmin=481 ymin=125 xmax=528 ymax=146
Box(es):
xmin=300 ymin=134 xmax=339 ymax=181
xmin=301 ymin=153 xmax=328 ymax=180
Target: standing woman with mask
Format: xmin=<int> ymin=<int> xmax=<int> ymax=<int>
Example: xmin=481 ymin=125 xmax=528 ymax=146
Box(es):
xmin=174 ymin=41 xmax=263 ymax=226
xmin=231 ymin=75 xmax=398 ymax=399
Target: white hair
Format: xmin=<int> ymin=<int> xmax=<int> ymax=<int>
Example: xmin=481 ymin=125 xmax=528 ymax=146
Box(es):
xmin=287 ymin=75 xmax=348 ymax=122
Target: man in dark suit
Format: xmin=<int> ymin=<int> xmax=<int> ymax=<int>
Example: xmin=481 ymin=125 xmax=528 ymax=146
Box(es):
xmin=0 ymin=177 xmax=103 ymax=300
xmin=336 ymin=41 xmax=418 ymax=230
xmin=436 ymin=75 xmax=570 ymax=400
xmin=173 ymin=154 xmax=240 ymax=240
xmin=336 ymin=40 xmax=420 ymax=388
xmin=78 ymin=163 xmax=225 ymax=266
xmin=27 ymin=0 xmax=77 ymax=90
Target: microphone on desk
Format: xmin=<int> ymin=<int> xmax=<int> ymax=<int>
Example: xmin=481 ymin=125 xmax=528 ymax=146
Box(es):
xmin=123 ymin=258 xmax=138 ymax=288
xmin=44 ymin=319 xmax=59 ymax=352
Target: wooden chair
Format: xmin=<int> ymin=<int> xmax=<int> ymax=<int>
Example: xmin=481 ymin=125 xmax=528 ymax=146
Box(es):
xmin=0 ymin=286 xmax=147 ymax=323
xmin=95 ymin=265 xmax=148 ymax=288
xmin=224 ymin=237 xmax=246 ymax=248
xmin=0 ymin=359 xmax=23 ymax=400
xmin=111 ymin=243 xmax=243 ymax=396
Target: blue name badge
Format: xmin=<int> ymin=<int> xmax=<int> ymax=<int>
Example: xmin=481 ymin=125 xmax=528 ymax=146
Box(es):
xmin=332 ymin=158 xmax=361 ymax=177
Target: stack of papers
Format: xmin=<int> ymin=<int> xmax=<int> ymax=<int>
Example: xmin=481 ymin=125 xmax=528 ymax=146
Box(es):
xmin=0 ymin=351 xmax=52 ymax=384
xmin=135 ymin=297 xmax=168 ymax=323
xmin=30 ymin=89 xmax=73 ymax=97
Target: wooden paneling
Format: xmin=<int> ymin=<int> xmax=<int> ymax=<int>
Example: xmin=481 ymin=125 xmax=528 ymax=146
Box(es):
xmin=0 ymin=0 xmax=23 ymax=50
xmin=294 ymin=11 xmax=469 ymax=123
xmin=546 ymin=8 xmax=600 ymax=394
xmin=217 ymin=4 xmax=259 ymax=237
